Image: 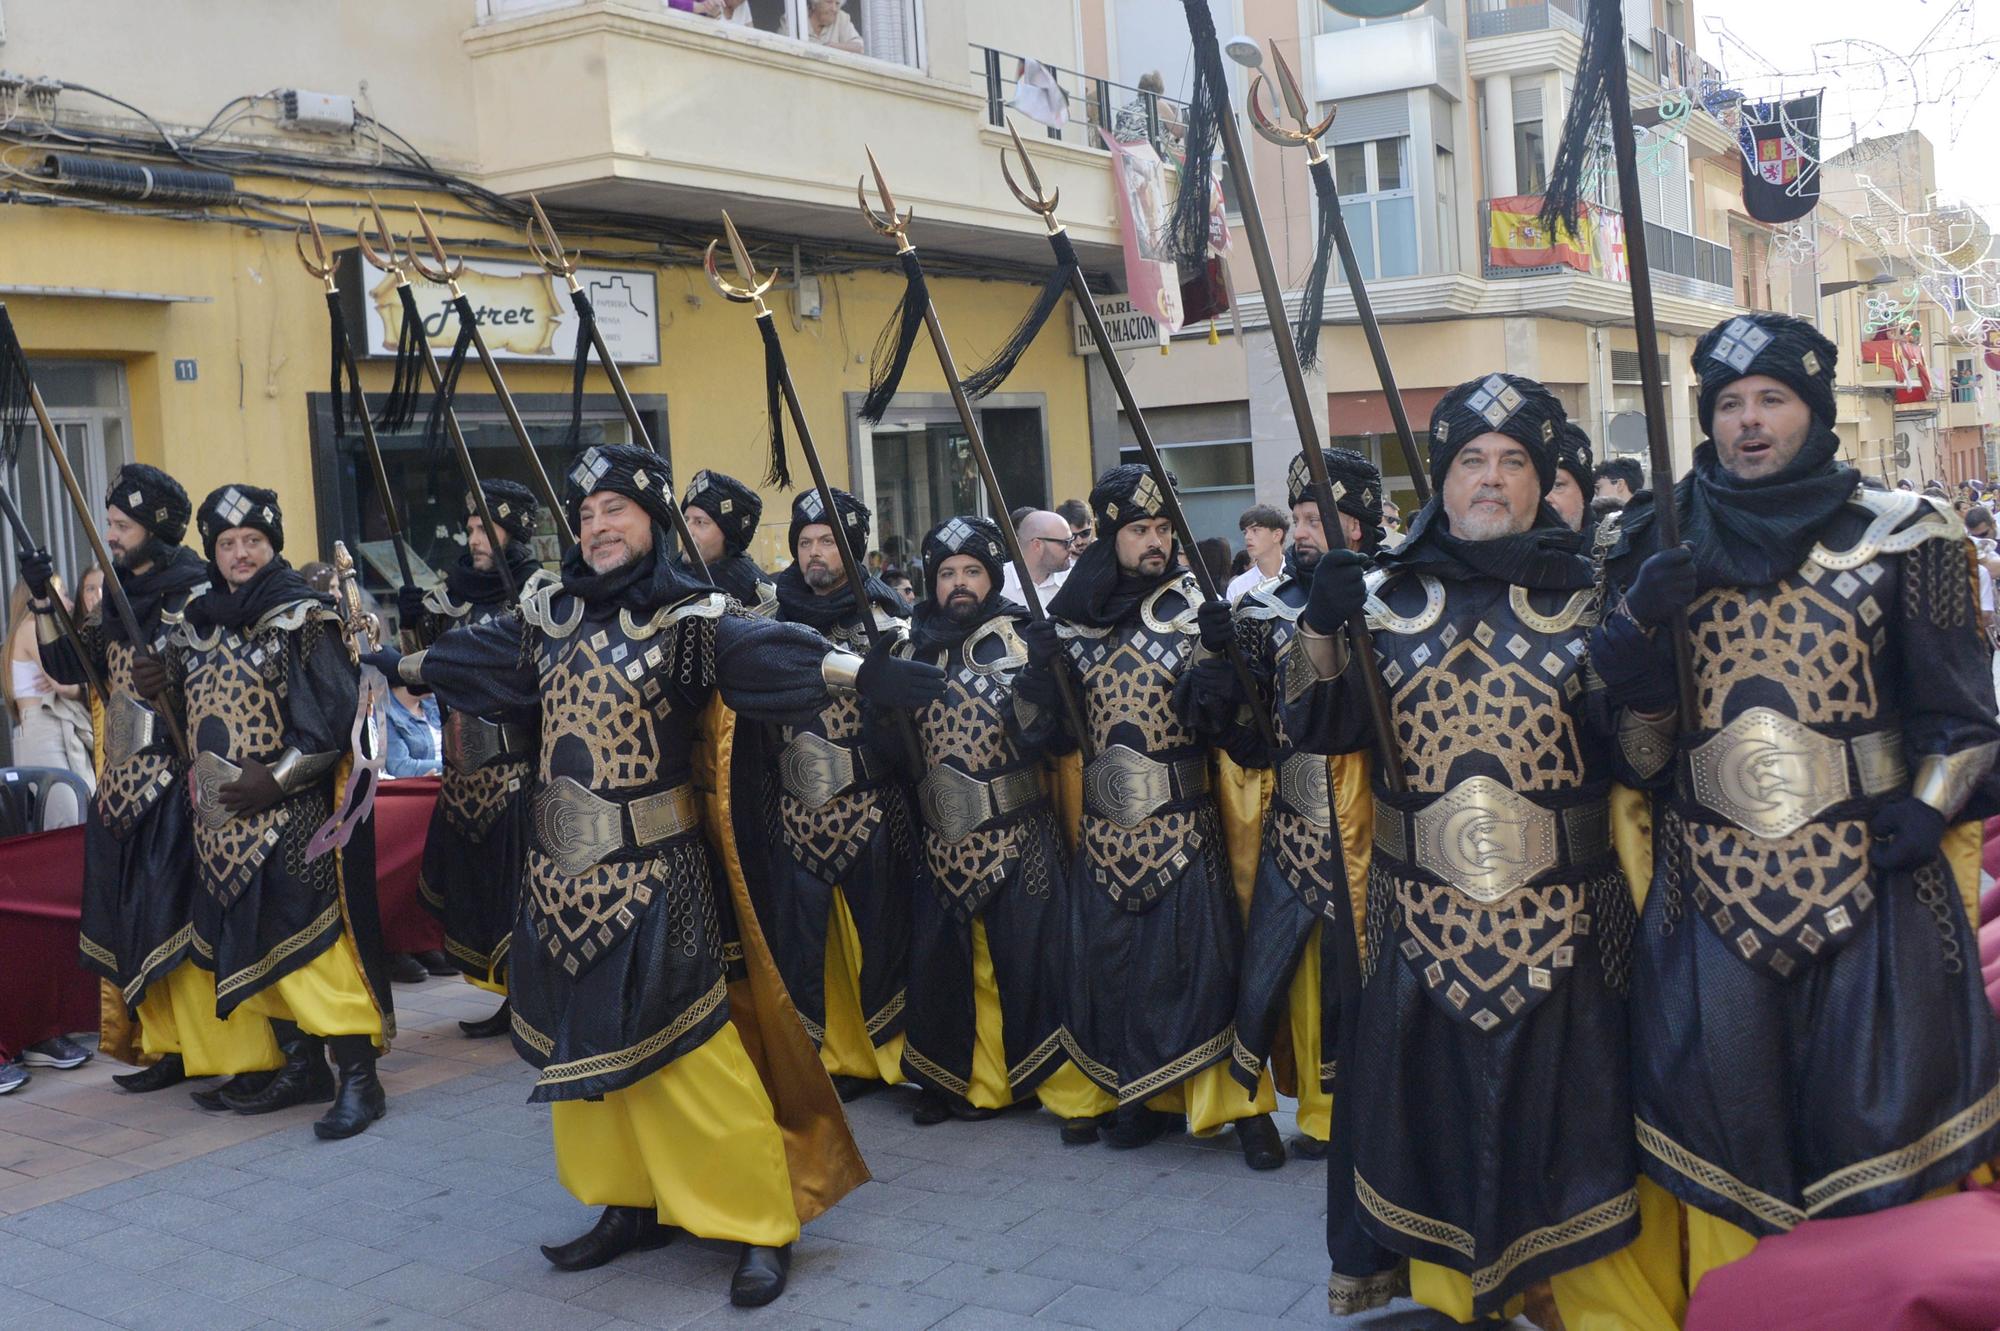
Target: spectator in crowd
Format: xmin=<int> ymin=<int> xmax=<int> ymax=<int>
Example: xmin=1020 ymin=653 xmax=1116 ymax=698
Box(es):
xmin=882 ymin=566 xmax=917 ymax=606
xmin=6 ymin=577 xmax=92 ymax=828
xmin=1010 ymin=505 xmax=1036 ymax=528
xmin=1229 ymin=548 xmax=1252 ymax=579
xmin=78 ymin=566 xmax=103 ymax=617
xmin=1968 ymin=506 xmax=2000 ymax=659
xmin=1114 ymin=71 xmax=1184 ymax=150
xmin=1058 ymin=498 xmax=1093 ymax=557
xmin=1225 ymin=504 xmax=1288 ymax=602
xmin=681 ymin=0 xmax=753 ymax=22
xmin=1001 ymin=509 xmax=1074 ymax=605
xmin=803 ymin=0 xmax=863 ymax=52
xmin=1592 ymin=456 xmax=1644 ymax=505
xmin=383 ymin=682 xmax=442 ymax=779
xmin=1196 ymin=536 xmax=1232 ymax=590
xmin=1380 ymin=496 xmax=1404 ymax=547
xmin=1588 ymin=494 xmax=1626 ymax=524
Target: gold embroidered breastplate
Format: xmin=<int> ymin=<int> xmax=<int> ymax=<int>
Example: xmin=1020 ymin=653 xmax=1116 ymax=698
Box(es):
xmin=1064 ymin=575 xmax=1211 ymax=910
xmin=774 ymin=614 xmax=902 ymax=885
xmin=1365 ymin=571 xmax=1615 ymax=1033
xmin=435 ymin=597 xmax=532 ymax=840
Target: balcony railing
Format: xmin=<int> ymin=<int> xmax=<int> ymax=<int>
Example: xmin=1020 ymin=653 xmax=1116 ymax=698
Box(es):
xmin=971 ymin=44 xmax=1190 ymax=156
xmin=1467 ymin=0 xmax=1582 ymax=39
xmin=1481 ymin=196 xmax=1734 ymax=304
xmin=476 ymin=0 xmax=926 ymax=70
xmin=1627 ymin=26 xmax=1724 ymax=93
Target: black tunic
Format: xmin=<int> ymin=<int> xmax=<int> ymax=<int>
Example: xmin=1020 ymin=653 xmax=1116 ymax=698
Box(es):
xmin=409 ymin=579 xmax=534 ymax=984
xmin=893 ymin=612 xmax=1069 ymax=1103
xmin=415 ymin=572 xmax=840 ymax=1101
xmin=1606 ymin=489 xmax=2000 ymax=1234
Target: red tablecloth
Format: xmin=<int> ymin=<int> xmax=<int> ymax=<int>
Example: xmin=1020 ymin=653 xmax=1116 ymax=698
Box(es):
xmin=0 ymin=779 xmax=444 ymax=1056
xmin=0 ymin=824 xmax=96 ymax=1057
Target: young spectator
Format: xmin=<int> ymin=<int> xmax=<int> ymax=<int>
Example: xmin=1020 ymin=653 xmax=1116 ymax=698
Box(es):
xmin=382 ymin=683 xmax=442 ymax=779
xmin=1058 ymin=498 xmax=1093 ymax=556
xmin=1225 ymin=504 xmax=1288 ymax=601
xmin=882 ymin=566 xmax=917 ymax=606
xmin=1196 ymin=536 xmax=1232 ymax=590
xmin=5 ymin=578 xmax=92 ymax=827
xmin=1591 ymin=456 xmax=1644 ymax=504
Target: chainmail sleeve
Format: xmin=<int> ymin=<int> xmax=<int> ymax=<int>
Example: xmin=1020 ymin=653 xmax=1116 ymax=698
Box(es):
xmin=411 ymin=612 xmax=541 ymax=718
xmin=281 ymin=614 xmax=362 ymax=756
xmin=1899 ymin=535 xmax=2000 ymax=819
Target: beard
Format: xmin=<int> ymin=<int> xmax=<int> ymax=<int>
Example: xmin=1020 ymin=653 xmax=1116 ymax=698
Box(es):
xmin=943 ymin=593 xmax=983 ymax=624
xmin=1452 ymin=499 xmax=1527 ymax=542
xmin=1290 ymin=543 xmax=1322 ymax=571
xmin=586 ymin=543 xmax=641 ymax=574
xmin=803 ymin=561 xmax=841 ymax=592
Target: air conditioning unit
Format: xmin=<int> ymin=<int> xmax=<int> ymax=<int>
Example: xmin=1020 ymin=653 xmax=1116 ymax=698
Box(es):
xmin=280 ymin=89 xmax=355 ymax=134
xmin=1609 ymin=350 xmax=1670 ymax=385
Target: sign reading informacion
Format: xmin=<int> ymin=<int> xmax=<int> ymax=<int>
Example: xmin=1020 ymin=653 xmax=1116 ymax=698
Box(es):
xmin=1071 ymin=294 xmax=1163 ymax=357
xmin=338 ymin=249 xmax=661 ymax=366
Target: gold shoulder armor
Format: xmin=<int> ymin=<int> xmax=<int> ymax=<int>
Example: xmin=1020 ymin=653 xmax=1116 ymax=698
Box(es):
xmin=965 ymin=616 xmax=1029 ymax=673
xmin=1364 ymin=571 xmax=1445 ymax=635
xmin=1236 ymin=581 xmax=1300 ymax=623
xmin=518 ymin=569 xmax=582 ymax=637
xmin=1809 ymin=489 xmax=1963 ymax=571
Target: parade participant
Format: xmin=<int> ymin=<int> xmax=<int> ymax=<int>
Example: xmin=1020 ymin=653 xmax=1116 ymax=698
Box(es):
xmin=376 ymin=445 xmax=940 ymax=1304
xmin=757 ymin=487 xmax=917 ymax=1098
xmin=1322 ymin=376 xmax=1676 ymax=1325
xmin=682 ymin=469 xmax=776 ymax=616
xmin=1592 ymin=312 xmax=2000 ymax=1288
xmin=1018 ymin=463 xmax=1283 ymax=1167
xmin=887 ymin=516 xmax=1071 ymax=1125
xmin=1550 ymin=422 xmax=1593 ymax=533
xmin=28 ymin=464 xmax=272 ymax=1103
xmin=176 ymin=484 xmax=392 ymax=1138
xmin=397 ymin=479 xmax=542 ymax=1038
xmin=1229 ymin=448 xmax=1382 ymax=1160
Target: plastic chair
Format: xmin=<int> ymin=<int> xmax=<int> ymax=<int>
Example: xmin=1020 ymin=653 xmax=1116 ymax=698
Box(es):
xmin=0 ymin=766 xmax=92 ymax=837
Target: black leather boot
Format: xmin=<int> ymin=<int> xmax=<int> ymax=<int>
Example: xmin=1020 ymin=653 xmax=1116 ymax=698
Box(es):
xmin=459 ymin=999 xmax=510 ymax=1039
xmin=314 ymin=1036 xmax=386 ymax=1139
xmin=730 ymin=1242 xmax=792 ymax=1307
xmin=1236 ymin=1112 xmax=1285 ymax=1171
xmin=191 ymin=1071 xmax=274 ymax=1112
xmin=540 ymin=1206 xmax=675 ymax=1271
xmin=1102 ymin=1105 xmax=1179 ymax=1149
xmin=111 ymin=1054 xmax=185 ymax=1093
xmin=1289 ymin=1134 xmax=1329 ymax=1161
xmin=223 ymin=1024 xmax=334 ymax=1114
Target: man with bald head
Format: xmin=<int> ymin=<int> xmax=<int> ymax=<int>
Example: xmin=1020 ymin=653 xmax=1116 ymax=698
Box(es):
xmin=1000 ymin=510 xmax=1072 ymax=605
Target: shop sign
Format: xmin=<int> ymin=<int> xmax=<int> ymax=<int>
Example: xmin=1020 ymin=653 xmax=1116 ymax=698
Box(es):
xmin=338 ymin=250 xmax=660 ymax=366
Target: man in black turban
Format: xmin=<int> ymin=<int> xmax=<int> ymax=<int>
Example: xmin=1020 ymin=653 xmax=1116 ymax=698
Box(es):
xmin=1592 ymin=311 xmax=2000 ymax=1299
xmin=871 ymin=515 xmax=1081 ymax=1125
xmin=28 ymin=462 xmax=223 ymax=1100
xmin=1550 ymin=420 xmax=1593 ymax=533
xmin=1312 ymin=374 xmax=1678 ymax=1322
xmin=755 ymin=485 xmax=921 ymax=1100
xmin=683 ymin=469 xmax=776 ymax=616
xmin=397 ymin=478 xmax=544 ymax=1038
xmin=1015 ymin=463 xmax=1285 ymax=1165
xmin=373 ymin=444 xmax=942 ymax=1303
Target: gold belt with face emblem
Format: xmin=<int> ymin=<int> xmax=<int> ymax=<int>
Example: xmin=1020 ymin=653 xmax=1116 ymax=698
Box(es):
xmin=189 ymin=751 xmax=244 ymax=831
xmin=1374 ymin=778 xmax=1610 ymax=903
xmin=779 ymin=731 xmax=885 ymax=809
xmin=1082 ymin=744 xmax=1210 ymax=829
xmin=1275 ymin=752 xmax=1333 ymax=829
xmin=918 ymin=764 xmax=1045 ymax=844
xmin=1686 ymin=707 xmax=1905 ymax=839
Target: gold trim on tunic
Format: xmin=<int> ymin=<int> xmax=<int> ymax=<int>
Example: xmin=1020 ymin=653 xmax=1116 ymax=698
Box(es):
xmin=531 ymin=974 xmax=728 ymax=1088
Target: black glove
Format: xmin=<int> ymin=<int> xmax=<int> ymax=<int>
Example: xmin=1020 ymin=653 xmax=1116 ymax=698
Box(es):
xmin=218 ymin=757 xmax=284 ymax=816
xmin=1625 ymin=545 xmax=1698 ymax=628
xmin=1020 ymin=616 xmax=1060 ymax=668
xmin=361 ymin=648 xmax=404 ymax=682
xmin=128 ymin=653 xmax=170 ymax=699
xmin=1304 ymin=548 xmax=1370 ymax=635
xmin=1869 ymin=797 xmax=1947 ymax=872
xmin=19 ymin=547 xmax=53 ymax=602
xmin=1013 ymin=662 xmax=1060 ymax=710
xmin=395 ymin=583 xmax=428 ymax=628
xmin=1197 ymin=598 xmax=1233 ymax=652
xmin=854 ymin=634 xmax=947 ymax=710
xmin=1588 ymin=611 xmax=1677 ymax=716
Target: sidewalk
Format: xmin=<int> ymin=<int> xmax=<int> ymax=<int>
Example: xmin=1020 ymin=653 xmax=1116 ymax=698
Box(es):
xmin=0 ymin=980 xmax=1483 ymax=1329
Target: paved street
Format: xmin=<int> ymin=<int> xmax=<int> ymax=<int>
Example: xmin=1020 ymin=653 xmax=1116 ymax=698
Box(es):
xmin=0 ymin=979 xmax=1494 ymax=1330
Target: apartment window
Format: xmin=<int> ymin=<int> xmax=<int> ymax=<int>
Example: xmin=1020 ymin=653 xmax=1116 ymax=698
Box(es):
xmin=680 ymin=0 xmax=925 ymax=68
xmin=1331 ymin=138 xmax=1419 ymax=282
xmin=1 ymin=360 xmax=131 ymax=601
xmin=1953 ymin=358 xmax=1977 ymax=405
xmin=1436 ymin=146 xmax=1459 ymax=271
xmin=1513 ymin=119 xmax=1546 ymax=194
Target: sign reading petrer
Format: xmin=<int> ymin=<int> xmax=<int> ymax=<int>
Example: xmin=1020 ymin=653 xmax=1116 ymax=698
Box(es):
xmin=337 ymin=250 xmax=661 ymax=366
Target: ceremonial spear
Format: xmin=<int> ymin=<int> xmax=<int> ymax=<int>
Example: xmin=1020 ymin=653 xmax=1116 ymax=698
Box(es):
xmin=523 ymin=196 xmax=710 ymax=581
xmin=996 ymin=124 xmax=1279 ymax=755
xmin=705 ymin=212 xmax=924 ymax=769
xmin=407 ymin=208 xmax=576 ymax=549
xmin=1162 ymin=17 xmax=1414 ymax=790
xmin=356 ymin=195 xmax=517 ymax=601
xmin=854 ymin=148 xmax=1092 ymax=758
xmin=1541 ymin=0 xmax=1697 ymax=723
xmin=0 ymin=305 xmax=188 ymax=758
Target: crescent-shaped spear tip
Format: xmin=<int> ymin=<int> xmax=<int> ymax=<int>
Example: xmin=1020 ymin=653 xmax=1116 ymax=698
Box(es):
xmin=1269 ymin=43 xmax=1312 ymax=125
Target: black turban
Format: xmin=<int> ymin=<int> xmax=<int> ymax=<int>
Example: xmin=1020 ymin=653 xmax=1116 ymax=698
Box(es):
xmin=196 ymin=483 xmax=283 ymax=559
xmin=1427 ymin=373 xmax=1567 ymax=495
xmin=565 ymin=444 xmax=676 ymax=535
xmin=1089 ymin=463 xmax=1176 ymax=537
xmin=1693 ymin=312 xmax=1838 ymax=437
xmin=788 ymin=487 xmax=871 ymax=557
xmin=1554 ymin=421 xmax=1593 ymax=487
xmin=1288 ymin=447 xmax=1385 ymax=552
xmin=921 ymin=515 xmax=1007 ymax=590
xmin=683 ymin=470 xmax=763 ymax=558
xmin=106 ymin=463 xmax=191 ymax=546
xmin=472 ymin=478 xmax=539 ymax=546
